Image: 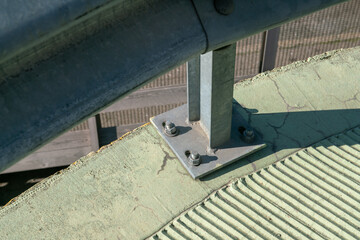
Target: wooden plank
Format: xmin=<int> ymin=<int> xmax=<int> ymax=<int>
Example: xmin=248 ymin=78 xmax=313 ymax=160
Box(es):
xmin=1 ymin=130 xmax=91 ymax=174
xmin=31 ymin=130 xmax=90 ymax=153
xmin=2 ymin=147 xmax=92 ymax=174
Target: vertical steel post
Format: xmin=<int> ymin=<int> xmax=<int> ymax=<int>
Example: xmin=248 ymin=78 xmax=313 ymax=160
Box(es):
xmin=200 ymin=44 xmax=236 ymax=148
xmin=261 ymin=27 xmax=280 ymax=72
xmin=187 ymin=56 xmax=201 ymax=121
xmin=88 ymin=115 xmax=100 ymax=151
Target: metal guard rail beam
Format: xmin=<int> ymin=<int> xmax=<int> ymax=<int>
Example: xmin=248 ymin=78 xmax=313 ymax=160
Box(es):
xmin=0 ymin=0 xmax=346 ymax=171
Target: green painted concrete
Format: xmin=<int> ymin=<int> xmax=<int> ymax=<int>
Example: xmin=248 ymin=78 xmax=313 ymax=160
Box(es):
xmin=0 ymin=46 xmax=359 ymax=239
xmin=150 ymin=126 xmax=360 ymax=239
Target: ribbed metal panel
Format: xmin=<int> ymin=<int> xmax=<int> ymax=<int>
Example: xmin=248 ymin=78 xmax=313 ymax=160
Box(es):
xmin=276 ymin=0 xmax=360 ymax=67
xmin=142 ymin=64 xmax=187 ymax=89
xmin=70 ymin=103 xmax=185 ymax=131
xmin=235 ymin=33 xmax=264 ymax=78
xmin=99 ymin=103 xmax=185 ymax=128
xmin=70 ymin=121 xmax=89 ymax=131
xmin=150 ymin=127 xmax=360 ymax=240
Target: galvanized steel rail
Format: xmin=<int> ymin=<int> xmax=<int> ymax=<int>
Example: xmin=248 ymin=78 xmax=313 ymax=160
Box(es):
xmin=0 ymin=0 xmax=346 ymax=171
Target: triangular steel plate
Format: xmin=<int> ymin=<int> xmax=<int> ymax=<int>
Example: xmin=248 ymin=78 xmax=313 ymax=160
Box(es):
xmin=151 ymin=104 xmax=266 ymax=179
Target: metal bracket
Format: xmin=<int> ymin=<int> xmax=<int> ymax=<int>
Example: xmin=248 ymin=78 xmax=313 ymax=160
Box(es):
xmin=151 ymin=44 xmax=266 ymax=179
xmin=151 ymin=104 xmax=266 ymax=179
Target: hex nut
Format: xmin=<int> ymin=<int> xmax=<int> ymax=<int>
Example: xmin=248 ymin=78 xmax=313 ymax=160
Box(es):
xmin=243 ymin=129 xmax=255 ymax=143
xmin=188 ymin=151 xmax=201 ymax=166
xmin=164 ymin=120 xmax=178 ymax=137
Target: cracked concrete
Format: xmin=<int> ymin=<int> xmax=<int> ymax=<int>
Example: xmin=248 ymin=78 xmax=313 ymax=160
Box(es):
xmin=156 ymin=144 xmax=176 ymax=175
xmin=268 ymin=76 xmax=306 ymax=112
xmin=1 ymin=47 xmax=360 ymax=239
xmin=143 ymin=126 xmax=177 ymax=175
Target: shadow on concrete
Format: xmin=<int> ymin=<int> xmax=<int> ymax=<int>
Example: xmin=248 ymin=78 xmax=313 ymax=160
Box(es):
xmin=200 ymin=103 xmax=360 ymax=181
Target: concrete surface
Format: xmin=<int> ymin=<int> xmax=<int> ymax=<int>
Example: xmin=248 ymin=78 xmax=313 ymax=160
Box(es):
xmin=150 ymin=127 xmax=360 ymax=239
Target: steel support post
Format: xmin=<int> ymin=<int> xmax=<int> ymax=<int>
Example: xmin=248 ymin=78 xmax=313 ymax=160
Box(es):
xmin=187 ymin=56 xmax=201 ymax=121
xmin=261 ymin=27 xmax=281 ymax=72
xmin=88 ymin=115 xmax=100 ymax=151
xmin=200 ymin=44 xmax=236 ymax=148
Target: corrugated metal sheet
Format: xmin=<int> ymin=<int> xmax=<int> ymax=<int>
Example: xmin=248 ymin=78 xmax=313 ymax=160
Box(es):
xmin=149 ymin=127 xmax=360 ymax=240
xmin=99 ymin=103 xmax=185 ymax=128
xmin=275 ymin=0 xmax=360 ymax=67
xmin=71 ymin=121 xmax=89 ymax=131
xmin=142 ymin=64 xmax=187 ymax=89
xmin=235 ymin=33 xmax=264 ymax=78
xmin=70 ymin=103 xmax=185 ymax=131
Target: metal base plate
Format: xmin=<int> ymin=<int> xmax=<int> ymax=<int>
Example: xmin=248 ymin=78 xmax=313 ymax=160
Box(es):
xmin=151 ymin=104 xmax=266 ymax=179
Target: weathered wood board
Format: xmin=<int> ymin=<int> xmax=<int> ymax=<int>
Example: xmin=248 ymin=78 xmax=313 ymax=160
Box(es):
xmin=1 ymin=130 xmax=92 ymax=174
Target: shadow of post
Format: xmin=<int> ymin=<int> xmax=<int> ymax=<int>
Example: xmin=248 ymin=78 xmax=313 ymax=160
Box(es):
xmin=201 ymin=99 xmax=360 ymax=181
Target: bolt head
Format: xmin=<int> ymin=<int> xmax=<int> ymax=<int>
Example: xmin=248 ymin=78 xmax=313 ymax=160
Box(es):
xmin=188 ymin=151 xmax=201 ymax=166
xmin=164 ymin=120 xmax=178 ymax=137
xmin=243 ymin=129 xmax=255 ymax=143
xmin=165 ymin=120 xmax=174 ymax=129
xmin=244 ymin=129 xmax=254 ymax=137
